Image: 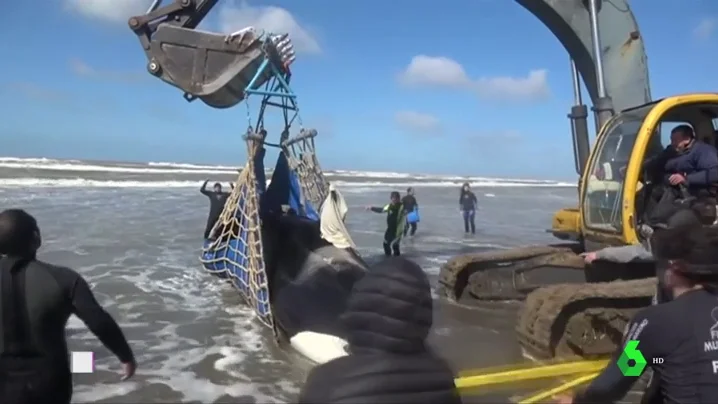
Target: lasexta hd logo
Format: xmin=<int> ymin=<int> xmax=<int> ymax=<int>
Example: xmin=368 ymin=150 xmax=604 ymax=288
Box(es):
xmin=617 ymin=340 xmax=647 ymax=376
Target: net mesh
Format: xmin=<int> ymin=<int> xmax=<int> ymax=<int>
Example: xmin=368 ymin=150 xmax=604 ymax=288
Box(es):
xmin=283 ymin=129 xmax=330 ymax=211
xmin=199 ymin=137 xmax=273 ymax=329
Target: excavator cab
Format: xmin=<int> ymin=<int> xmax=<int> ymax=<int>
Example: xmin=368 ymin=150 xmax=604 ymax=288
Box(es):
xmin=581 ymin=94 xmax=718 ymax=249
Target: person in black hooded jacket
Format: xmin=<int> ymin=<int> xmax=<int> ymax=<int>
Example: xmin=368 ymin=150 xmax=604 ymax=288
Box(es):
xmin=297 ymin=257 xmax=462 ymax=404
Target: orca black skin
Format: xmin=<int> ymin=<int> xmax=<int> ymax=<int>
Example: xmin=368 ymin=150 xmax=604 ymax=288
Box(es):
xmin=261 ymin=213 xmax=368 ymax=341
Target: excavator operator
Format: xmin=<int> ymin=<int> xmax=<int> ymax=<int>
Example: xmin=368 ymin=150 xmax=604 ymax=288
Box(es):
xmin=644 ymin=125 xmax=718 ymax=227
xmin=559 ymin=224 xmax=718 ymax=404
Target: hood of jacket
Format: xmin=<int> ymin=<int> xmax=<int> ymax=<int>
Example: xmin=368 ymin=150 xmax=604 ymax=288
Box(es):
xmin=340 ymin=257 xmax=433 ymax=354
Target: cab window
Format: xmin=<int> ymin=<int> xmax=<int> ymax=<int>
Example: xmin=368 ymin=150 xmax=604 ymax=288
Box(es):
xmin=583 ymin=104 xmax=653 ymax=232
xmin=584 ymin=100 xmax=718 ymax=236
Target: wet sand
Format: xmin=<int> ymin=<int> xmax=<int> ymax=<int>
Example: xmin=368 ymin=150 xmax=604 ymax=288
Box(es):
xmin=431 ymin=298 xmax=646 ymax=403
xmin=432 ymin=299 xmax=526 ymax=403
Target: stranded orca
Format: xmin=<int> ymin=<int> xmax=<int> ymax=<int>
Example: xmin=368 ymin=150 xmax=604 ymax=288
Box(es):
xmin=261 ymin=156 xmax=368 ymax=363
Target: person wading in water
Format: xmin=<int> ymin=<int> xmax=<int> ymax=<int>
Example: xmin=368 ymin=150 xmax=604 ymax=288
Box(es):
xmin=200 ymin=180 xmax=234 ymax=239
xmin=459 ymin=182 xmax=478 ymax=234
xmin=402 ymin=187 xmax=419 ymax=237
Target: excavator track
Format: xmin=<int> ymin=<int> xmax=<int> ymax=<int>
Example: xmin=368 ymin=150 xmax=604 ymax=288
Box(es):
xmin=516 ymin=278 xmax=656 ymax=360
xmin=437 ymin=245 xmax=585 ymax=302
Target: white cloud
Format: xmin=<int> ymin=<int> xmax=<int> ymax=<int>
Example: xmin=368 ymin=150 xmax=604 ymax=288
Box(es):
xmin=219 ymin=1 xmax=320 ymax=54
xmin=398 ymin=55 xmax=470 ymax=88
xmin=694 ymin=17 xmax=716 ymax=40
xmin=65 ymin=0 xmax=152 ymax=23
xmin=64 ymin=0 xmax=321 ymax=55
xmin=474 ymin=70 xmax=550 ymax=101
xmin=398 ymin=55 xmax=550 ymax=102
xmin=394 ymin=111 xmax=441 ymax=134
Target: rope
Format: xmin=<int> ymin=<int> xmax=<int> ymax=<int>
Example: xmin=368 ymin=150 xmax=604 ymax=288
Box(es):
xmin=283 ymin=129 xmax=329 ymax=211
xmin=199 ymin=137 xmax=273 ymax=329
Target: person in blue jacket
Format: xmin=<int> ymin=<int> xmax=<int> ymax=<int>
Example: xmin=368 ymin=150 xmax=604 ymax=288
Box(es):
xmin=646 ymin=125 xmax=718 ymax=227
xmin=459 ymin=183 xmax=478 ymax=234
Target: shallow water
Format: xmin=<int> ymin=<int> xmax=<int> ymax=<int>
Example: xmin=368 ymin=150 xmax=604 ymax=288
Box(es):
xmin=0 ymin=183 xmax=581 ymax=403
xmin=0 ymin=156 xmax=589 ymax=403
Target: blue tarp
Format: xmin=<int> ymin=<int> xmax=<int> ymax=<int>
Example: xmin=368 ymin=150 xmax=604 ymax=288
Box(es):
xmin=263 ymin=152 xmax=319 ymax=220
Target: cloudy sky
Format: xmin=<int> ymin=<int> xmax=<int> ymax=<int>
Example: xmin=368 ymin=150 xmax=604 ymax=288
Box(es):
xmin=1 ymin=0 xmax=716 ymax=178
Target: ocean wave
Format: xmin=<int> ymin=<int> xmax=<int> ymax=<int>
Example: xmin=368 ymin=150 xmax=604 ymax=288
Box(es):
xmin=0 ymin=178 xmax=204 ymax=188
xmin=0 ymin=160 xmax=237 ymax=175
xmin=330 ymin=170 xmax=416 ymax=179
xmin=0 ymin=178 xmax=574 ymax=188
xmin=148 ymin=161 xmax=238 ymax=171
xmin=0 ymin=157 xmax=82 ymax=164
xmin=333 ymin=180 xmax=574 ymax=188
xmin=0 ymin=157 xmax=574 ymax=188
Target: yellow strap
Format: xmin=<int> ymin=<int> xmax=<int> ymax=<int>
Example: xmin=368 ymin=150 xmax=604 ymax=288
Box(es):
xmin=454 ymin=359 xmax=608 ymax=390
xmin=518 ymin=372 xmax=599 ymax=403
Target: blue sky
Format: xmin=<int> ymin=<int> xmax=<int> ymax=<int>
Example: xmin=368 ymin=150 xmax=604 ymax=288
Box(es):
xmin=0 ymin=0 xmax=716 ymax=179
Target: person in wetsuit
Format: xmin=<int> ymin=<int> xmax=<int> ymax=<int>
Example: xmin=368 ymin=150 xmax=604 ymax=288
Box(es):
xmin=556 ymin=224 xmax=718 ymax=404
xmin=200 ymin=180 xmax=234 ymax=239
xmin=367 ymin=191 xmax=406 ymax=256
xmin=645 ymin=125 xmax=718 ymax=228
xmin=297 ymin=257 xmax=463 ymax=404
xmin=459 ymin=182 xmax=478 ymax=234
xmin=0 ymin=209 xmax=135 ymax=404
xmin=402 ymin=187 xmax=419 ymax=237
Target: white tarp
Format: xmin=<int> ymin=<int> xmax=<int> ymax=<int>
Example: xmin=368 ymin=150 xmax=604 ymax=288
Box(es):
xmin=319 ymin=184 xmax=356 ymax=250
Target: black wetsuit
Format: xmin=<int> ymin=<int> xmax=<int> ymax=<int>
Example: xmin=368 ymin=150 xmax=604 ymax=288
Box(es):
xmin=401 ymin=195 xmax=418 ymax=237
xmin=370 ymin=202 xmax=405 ymax=256
xmin=459 ymin=190 xmax=478 ymax=234
xmin=0 ymin=256 xmax=134 ymax=404
xmin=200 ymin=182 xmax=231 ymax=239
xmin=297 ymin=258 xmax=463 ymax=404
xmin=574 ymin=288 xmax=718 ymax=404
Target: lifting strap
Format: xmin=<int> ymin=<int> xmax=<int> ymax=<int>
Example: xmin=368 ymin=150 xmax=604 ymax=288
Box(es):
xmin=454 ymin=359 xmax=607 ymax=403
xmin=517 ymin=373 xmax=599 ymax=404
xmin=454 ymin=359 xmax=607 ymax=390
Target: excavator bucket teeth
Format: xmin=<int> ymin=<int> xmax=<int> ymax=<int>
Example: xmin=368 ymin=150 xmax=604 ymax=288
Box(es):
xmin=148 ymin=25 xmax=275 ymax=109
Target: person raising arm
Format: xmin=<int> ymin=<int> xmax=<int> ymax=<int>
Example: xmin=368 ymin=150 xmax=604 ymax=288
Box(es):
xmin=0 ymin=209 xmax=135 ymax=404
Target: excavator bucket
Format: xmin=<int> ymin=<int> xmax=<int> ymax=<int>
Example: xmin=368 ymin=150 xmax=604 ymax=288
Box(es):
xmin=145 ymin=25 xmax=293 ymax=109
